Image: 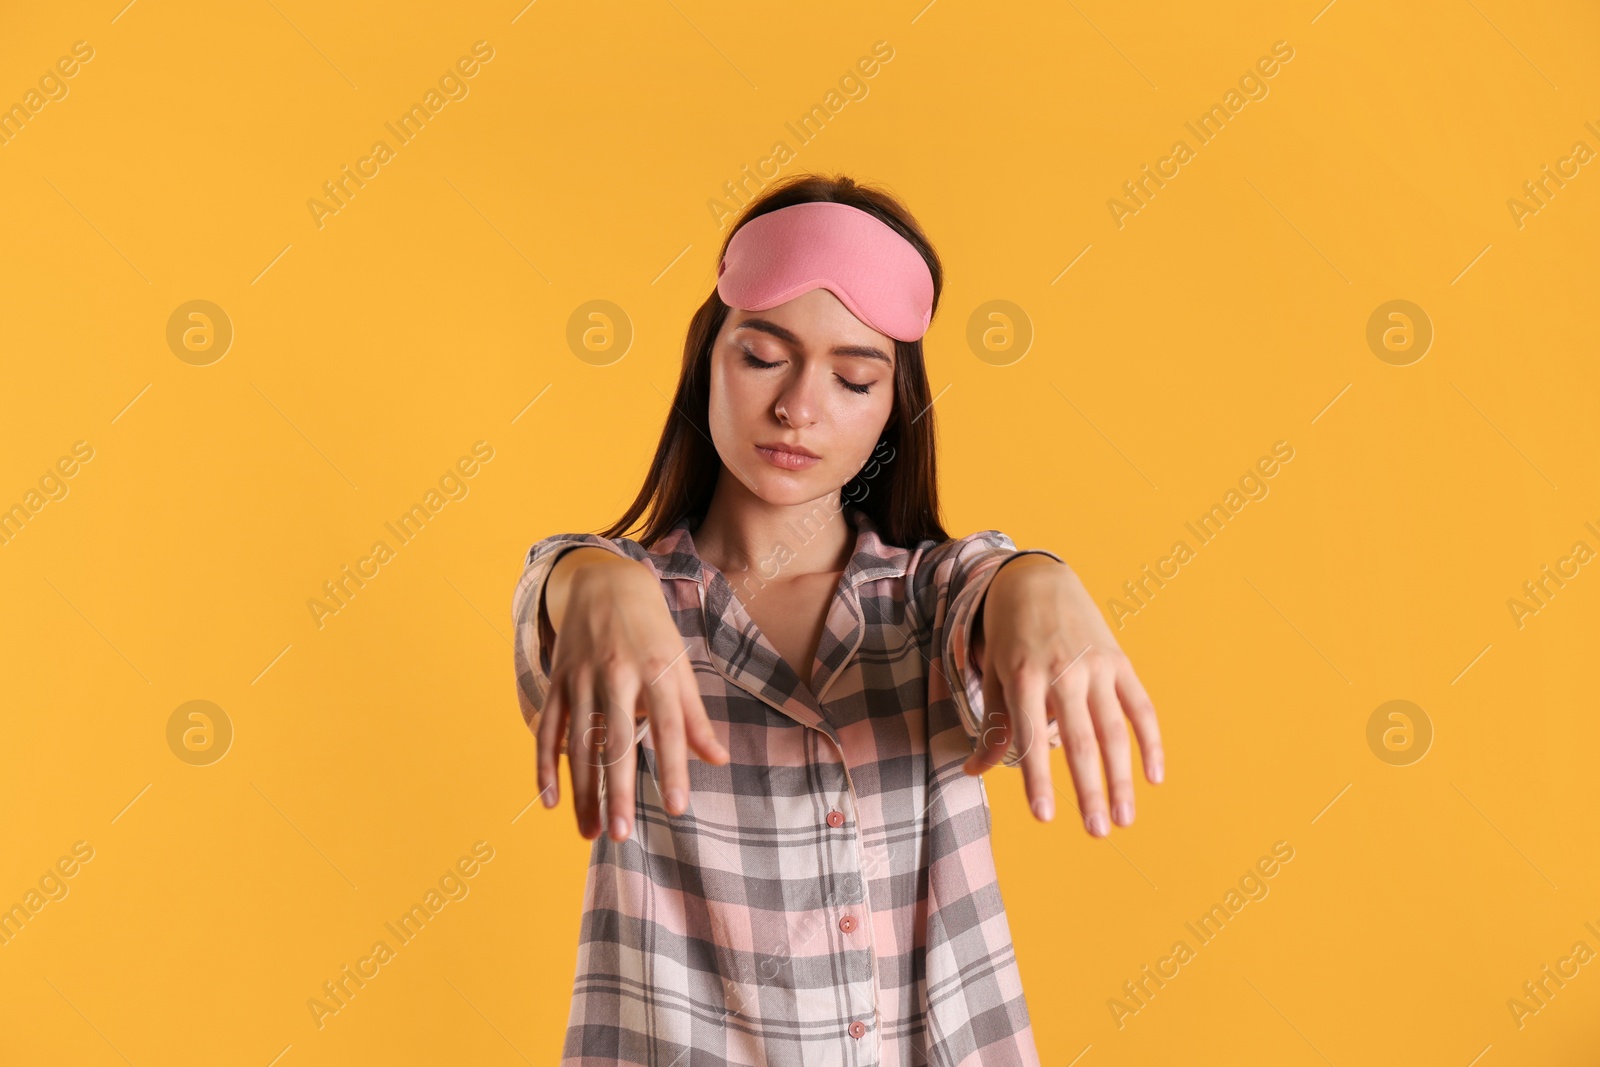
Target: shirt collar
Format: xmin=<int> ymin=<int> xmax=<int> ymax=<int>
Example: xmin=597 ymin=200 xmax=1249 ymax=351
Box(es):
xmin=645 ymin=504 xmax=911 ymax=587
xmin=648 ymin=503 xmax=909 ymax=727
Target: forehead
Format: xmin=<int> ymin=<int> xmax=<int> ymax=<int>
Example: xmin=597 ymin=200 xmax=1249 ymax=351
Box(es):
xmin=724 ymin=288 xmax=895 ymax=362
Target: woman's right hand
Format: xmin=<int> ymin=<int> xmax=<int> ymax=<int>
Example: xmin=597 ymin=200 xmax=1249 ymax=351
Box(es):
xmin=537 ymin=548 xmax=729 ymax=842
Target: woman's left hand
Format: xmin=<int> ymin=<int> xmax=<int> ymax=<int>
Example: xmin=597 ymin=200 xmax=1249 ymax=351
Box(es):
xmin=965 ymin=554 xmax=1165 ymax=837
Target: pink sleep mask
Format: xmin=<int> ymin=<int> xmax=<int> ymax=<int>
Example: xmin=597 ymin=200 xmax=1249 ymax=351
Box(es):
xmin=716 ymin=201 xmax=935 ymax=342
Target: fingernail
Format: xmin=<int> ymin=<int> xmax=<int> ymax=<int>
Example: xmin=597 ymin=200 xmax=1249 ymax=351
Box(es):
xmin=1087 ymin=811 xmax=1110 ymax=837
xmin=611 ymin=815 xmax=628 ymax=840
xmin=1031 ymin=797 xmax=1054 ymax=822
xmin=541 ymin=786 xmax=556 ymax=808
xmin=665 ymin=788 xmax=686 ymax=814
xmin=1151 ymin=761 xmax=1164 ymax=784
xmin=1113 ymin=802 xmax=1133 ymax=826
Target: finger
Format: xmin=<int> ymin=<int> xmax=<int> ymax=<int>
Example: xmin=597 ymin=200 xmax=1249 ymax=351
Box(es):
xmin=1116 ymin=660 xmax=1165 ymax=784
xmin=675 ymin=653 xmax=729 ymax=765
xmin=962 ymin=661 xmax=1012 ymax=775
xmin=1003 ymin=667 xmax=1056 ymax=822
xmin=1088 ymin=665 xmax=1135 ymax=827
xmin=598 ymin=668 xmax=642 ymax=842
xmin=1059 ymin=663 xmax=1109 ymax=837
xmin=537 ymin=672 xmax=569 ymax=809
xmin=568 ymin=674 xmax=602 ymax=840
xmin=643 ymin=673 xmax=690 ymax=816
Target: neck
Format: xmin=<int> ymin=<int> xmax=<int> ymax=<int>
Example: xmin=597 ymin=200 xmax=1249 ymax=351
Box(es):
xmin=692 ymin=480 xmax=854 ymax=579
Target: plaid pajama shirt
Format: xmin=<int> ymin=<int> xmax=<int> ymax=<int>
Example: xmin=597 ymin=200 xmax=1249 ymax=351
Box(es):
xmin=512 ymin=504 xmax=1065 ymax=1067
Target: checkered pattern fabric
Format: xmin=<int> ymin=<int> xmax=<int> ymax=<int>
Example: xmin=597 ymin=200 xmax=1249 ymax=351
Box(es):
xmin=512 ymin=504 xmax=1064 ymax=1066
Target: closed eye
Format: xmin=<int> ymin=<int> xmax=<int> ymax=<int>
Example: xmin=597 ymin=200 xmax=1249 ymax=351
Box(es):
xmin=740 ymin=345 xmax=874 ymax=395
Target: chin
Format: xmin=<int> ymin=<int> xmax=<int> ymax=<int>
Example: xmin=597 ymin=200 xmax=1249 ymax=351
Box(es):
xmin=752 ymin=480 xmax=825 ymax=507
xmin=743 ymin=469 xmax=842 ymax=507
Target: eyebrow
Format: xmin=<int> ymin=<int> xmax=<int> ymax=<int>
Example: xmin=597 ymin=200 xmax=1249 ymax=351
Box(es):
xmin=733 ymin=317 xmax=895 ymax=367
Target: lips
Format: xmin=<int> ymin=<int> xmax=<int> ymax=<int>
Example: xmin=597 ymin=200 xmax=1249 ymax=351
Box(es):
xmin=755 ymin=442 xmax=822 ymax=471
xmin=755 ymin=441 xmax=819 ymax=459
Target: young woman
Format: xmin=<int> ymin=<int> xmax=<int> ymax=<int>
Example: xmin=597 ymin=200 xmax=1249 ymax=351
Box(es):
xmin=512 ymin=174 xmax=1165 ymax=1066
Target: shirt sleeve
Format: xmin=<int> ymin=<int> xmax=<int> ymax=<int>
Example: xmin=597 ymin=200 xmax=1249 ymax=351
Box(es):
xmin=909 ymin=529 xmax=1068 ymax=767
xmin=511 ymin=532 xmax=658 ymax=754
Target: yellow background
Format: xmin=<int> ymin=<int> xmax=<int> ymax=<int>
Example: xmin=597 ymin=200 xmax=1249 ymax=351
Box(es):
xmin=3 ymin=0 xmax=1598 ymax=1062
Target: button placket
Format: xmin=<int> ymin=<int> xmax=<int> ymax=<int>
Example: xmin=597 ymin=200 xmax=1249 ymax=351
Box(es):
xmin=831 ymin=743 xmax=879 ymax=1058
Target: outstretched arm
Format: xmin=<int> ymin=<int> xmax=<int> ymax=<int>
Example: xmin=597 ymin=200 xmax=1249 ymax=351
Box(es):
xmin=513 ymin=534 xmax=728 ymax=843
xmin=967 ymin=554 xmax=1165 ymax=838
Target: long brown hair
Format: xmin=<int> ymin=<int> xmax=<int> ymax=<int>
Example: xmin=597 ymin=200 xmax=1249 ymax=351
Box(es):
xmin=601 ymin=173 xmax=950 ymax=549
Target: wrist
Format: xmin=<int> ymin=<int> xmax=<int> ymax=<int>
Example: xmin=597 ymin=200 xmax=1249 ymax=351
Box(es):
xmin=990 ymin=551 xmax=1065 ymax=597
xmin=568 ymin=551 xmax=655 ymax=599
xmin=551 ymin=548 xmax=654 ymax=630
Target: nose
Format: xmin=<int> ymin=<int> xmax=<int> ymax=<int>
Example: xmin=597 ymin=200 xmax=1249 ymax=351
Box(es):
xmin=773 ymin=367 xmax=823 ymax=427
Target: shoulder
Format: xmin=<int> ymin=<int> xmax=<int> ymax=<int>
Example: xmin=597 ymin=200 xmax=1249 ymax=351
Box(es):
xmin=901 ymin=529 xmax=1021 ymax=624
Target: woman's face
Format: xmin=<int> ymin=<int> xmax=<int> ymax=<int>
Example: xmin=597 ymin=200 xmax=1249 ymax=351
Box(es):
xmin=708 ymin=287 xmax=897 ymax=508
